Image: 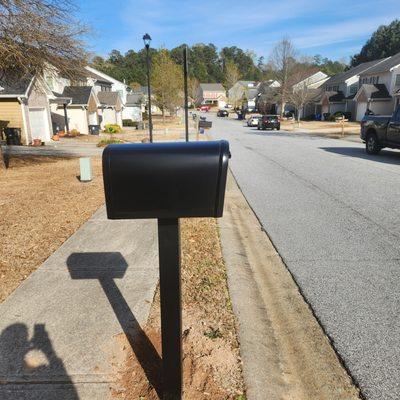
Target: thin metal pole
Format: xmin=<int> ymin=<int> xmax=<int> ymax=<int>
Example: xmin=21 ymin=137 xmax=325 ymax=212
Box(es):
xmin=146 ymin=45 xmax=153 ymax=142
xmin=157 ymin=218 xmax=182 ymax=400
xmin=183 ymin=46 xmax=189 ymax=142
xmin=63 ymin=103 xmax=70 ymax=134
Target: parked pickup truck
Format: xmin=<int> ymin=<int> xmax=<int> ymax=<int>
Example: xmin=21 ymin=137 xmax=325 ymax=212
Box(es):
xmin=361 ymin=105 xmax=400 ymax=154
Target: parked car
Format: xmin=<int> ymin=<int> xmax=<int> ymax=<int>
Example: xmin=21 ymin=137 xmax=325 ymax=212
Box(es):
xmin=247 ymin=116 xmax=261 ymax=127
xmin=198 ymin=105 xmax=211 ymax=112
xmin=361 ymin=105 xmax=400 ymax=154
xmin=217 ymin=109 xmax=229 ymax=117
xmin=258 ymin=115 xmax=280 ymax=130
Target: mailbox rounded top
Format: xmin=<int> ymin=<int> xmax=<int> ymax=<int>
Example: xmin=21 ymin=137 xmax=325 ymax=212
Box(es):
xmin=102 ymin=140 xmax=230 ymax=220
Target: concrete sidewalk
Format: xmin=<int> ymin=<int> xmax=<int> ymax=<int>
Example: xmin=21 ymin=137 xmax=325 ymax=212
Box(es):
xmin=0 ymin=207 xmax=159 ymax=399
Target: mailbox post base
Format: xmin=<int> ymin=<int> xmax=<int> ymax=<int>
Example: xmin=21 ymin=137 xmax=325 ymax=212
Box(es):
xmin=158 ymin=218 xmax=182 ymax=400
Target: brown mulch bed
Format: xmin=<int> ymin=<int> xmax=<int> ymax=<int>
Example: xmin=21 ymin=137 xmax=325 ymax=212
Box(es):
xmin=112 ymin=218 xmax=246 ymax=399
xmin=0 ymin=155 xmax=105 ymax=303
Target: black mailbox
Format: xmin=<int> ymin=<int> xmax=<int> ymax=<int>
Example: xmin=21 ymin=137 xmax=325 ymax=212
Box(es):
xmin=102 ymin=139 xmax=230 ymax=399
xmin=103 ymin=140 xmax=230 ymax=220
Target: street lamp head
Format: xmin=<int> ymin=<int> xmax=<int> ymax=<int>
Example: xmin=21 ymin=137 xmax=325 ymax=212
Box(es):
xmin=143 ymin=33 xmax=152 ymax=48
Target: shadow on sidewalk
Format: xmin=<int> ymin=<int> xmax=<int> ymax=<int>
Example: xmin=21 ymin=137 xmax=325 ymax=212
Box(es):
xmin=0 ymin=323 xmax=79 ymax=400
xmin=67 ymin=252 xmax=162 ymax=397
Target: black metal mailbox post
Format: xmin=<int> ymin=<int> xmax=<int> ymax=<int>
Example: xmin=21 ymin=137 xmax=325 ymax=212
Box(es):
xmin=103 ymin=140 xmax=230 ymax=399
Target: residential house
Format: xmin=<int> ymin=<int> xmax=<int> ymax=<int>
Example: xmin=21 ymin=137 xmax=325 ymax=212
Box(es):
xmin=292 ymin=71 xmax=329 ymax=118
xmin=53 ymin=86 xmax=100 ymax=134
xmin=85 ymin=66 xmax=142 ymax=121
xmin=0 ymin=73 xmax=53 ymax=144
xmin=256 ymin=80 xmax=281 ymax=114
xmin=97 ymin=91 xmax=123 ymax=128
xmin=125 ymin=93 xmax=145 ymax=122
xmin=354 ymin=52 xmax=400 ymax=120
xmin=320 ymin=59 xmax=387 ymax=120
xmin=137 ymin=86 xmax=160 ymax=114
xmin=197 ymin=83 xmax=227 ymax=108
xmin=228 ymin=81 xmax=260 ymax=109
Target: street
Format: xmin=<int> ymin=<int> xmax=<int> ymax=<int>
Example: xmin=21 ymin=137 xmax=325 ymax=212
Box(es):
xmin=209 ymin=114 xmax=400 ymax=400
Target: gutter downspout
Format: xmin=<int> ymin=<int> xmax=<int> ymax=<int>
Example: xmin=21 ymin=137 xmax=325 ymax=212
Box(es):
xmin=63 ymin=101 xmax=71 ymax=134
xmin=17 ymin=96 xmax=29 ymax=145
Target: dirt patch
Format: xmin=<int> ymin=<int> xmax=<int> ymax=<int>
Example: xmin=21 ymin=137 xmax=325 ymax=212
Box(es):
xmin=0 ymin=155 xmax=104 ymax=303
xmin=111 ymin=218 xmax=245 ymax=399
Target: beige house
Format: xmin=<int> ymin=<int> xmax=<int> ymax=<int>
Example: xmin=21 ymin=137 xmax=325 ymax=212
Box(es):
xmin=97 ymin=92 xmax=123 ymax=128
xmin=197 ymin=83 xmax=227 ymax=108
xmin=0 ymin=74 xmax=53 ymax=144
xmin=51 ymin=86 xmax=100 ymax=135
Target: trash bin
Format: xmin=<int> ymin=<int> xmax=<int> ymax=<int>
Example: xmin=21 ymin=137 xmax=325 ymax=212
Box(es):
xmin=4 ymin=128 xmax=22 ymax=145
xmin=89 ymin=125 xmax=100 ymax=135
xmin=137 ymin=122 xmax=144 ymax=130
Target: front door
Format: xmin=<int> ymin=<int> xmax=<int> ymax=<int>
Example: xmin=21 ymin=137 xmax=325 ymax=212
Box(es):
xmin=387 ymin=106 xmax=400 ymax=144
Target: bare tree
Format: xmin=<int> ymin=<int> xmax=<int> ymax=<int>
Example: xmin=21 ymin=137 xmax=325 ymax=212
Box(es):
xmin=0 ymin=0 xmax=89 ymax=81
xmin=269 ymin=38 xmax=297 ymax=116
xmin=188 ymin=77 xmax=199 ymax=106
xmin=289 ymin=67 xmax=321 ymax=124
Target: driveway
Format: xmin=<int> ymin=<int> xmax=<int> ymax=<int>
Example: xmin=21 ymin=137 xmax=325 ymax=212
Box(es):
xmin=209 ymin=115 xmax=400 ymax=400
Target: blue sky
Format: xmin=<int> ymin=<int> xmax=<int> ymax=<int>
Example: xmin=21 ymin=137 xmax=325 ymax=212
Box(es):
xmin=79 ymin=0 xmax=399 ymax=63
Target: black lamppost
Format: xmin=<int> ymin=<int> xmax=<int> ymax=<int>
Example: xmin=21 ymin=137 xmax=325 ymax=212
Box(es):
xmin=143 ymin=33 xmax=153 ymax=142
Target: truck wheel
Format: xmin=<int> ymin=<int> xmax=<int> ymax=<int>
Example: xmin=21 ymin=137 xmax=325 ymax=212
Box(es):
xmin=366 ymin=133 xmax=381 ymax=155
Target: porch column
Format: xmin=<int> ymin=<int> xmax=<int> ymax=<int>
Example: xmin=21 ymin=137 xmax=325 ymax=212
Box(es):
xmin=63 ymin=103 xmax=70 ymax=134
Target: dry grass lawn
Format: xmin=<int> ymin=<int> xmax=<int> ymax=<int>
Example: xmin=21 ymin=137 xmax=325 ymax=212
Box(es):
xmin=0 ymin=155 xmax=105 ymax=303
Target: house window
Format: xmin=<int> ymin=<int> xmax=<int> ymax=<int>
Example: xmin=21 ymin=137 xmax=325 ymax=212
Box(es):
xmin=349 ymin=84 xmax=358 ymax=95
xmin=45 ymin=76 xmax=54 ymax=90
xmin=395 ymin=74 xmax=400 ymax=86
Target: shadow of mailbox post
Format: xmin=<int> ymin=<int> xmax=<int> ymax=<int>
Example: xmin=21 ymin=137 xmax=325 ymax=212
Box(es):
xmin=102 ymin=140 xmax=230 ymax=400
xmin=67 ymin=252 xmax=163 ymax=397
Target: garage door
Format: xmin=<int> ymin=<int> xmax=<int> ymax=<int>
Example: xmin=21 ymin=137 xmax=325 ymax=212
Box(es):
xmin=29 ymin=108 xmax=50 ymax=141
xmin=356 ymin=102 xmax=367 ymax=121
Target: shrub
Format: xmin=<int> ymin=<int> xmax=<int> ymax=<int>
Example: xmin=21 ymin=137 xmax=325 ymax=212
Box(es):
xmin=328 ymin=111 xmax=352 ymax=122
xmin=104 ymin=124 xmax=122 ymax=134
xmin=122 ymin=119 xmax=139 ymax=128
xmin=97 ymin=138 xmax=124 ymax=147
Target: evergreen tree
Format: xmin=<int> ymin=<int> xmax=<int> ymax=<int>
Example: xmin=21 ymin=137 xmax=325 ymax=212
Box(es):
xmin=351 ymin=20 xmax=400 ymax=66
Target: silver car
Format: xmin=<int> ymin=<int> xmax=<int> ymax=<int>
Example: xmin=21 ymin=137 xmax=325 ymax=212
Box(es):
xmin=247 ymin=116 xmax=261 ymax=127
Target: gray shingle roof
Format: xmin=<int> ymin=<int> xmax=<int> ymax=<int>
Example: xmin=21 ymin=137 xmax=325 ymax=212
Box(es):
xmin=0 ymin=73 xmax=33 ymax=96
xmin=126 ymin=93 xmax=144 ymax=106
xmin=360 ymin=84 xmax=391 ymax=99
xmin=200 ymin=83 xmax=225 ymax=91
xmin=359 ymin=52 xmax=400 ymax=75
xmin=62 ymin=86 xmax=93 ymax=105
xmin=97 ymin=91 xmax=120 ymax=106
xmin=324 ymin=59 xmax=388 ymax=85
xmin=247 ymin=88 xmax=259 ymax=99
xmin=85 ymin=69 xmax=113 ymax=84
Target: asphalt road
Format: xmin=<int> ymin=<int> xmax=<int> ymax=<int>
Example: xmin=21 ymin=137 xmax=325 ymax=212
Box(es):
xmin=208 ymin=114 xmax=400 ymax=400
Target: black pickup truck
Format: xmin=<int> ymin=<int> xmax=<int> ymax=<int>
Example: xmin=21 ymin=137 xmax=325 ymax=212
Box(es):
xmin=361 ymin=106 xmax=400 ymax=154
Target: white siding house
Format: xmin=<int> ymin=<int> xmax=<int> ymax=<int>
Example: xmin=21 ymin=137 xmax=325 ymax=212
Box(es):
xmin=320 ymin=59 xmax=387 ymax=120
xmin=354 ymin=52 xmax=400 ymax=120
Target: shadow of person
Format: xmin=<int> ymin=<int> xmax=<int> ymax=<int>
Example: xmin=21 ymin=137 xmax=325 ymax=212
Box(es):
xmin=67 ymin=252 xmax=162 ymax=397
xmin=0 ymin=323 xmax=79 ymax=400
